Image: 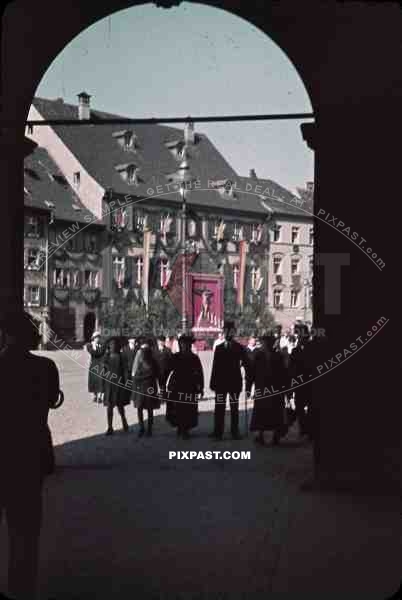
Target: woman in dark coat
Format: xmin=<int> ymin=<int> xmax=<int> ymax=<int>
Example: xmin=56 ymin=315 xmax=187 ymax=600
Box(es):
xmin=102 ymin=337 xmax=130 ymax=435
xmin=165 ymin=334 xmax=204 ymax=439
xmin=86 ymin=331 xmax=105 ymax=403
xmin=121 ymin=338 xmax=137 ymax=406
xmin=250 ymin=335 xmax=287 ymax=446
xmin=131 ymin=341 xmax=160 ymax=437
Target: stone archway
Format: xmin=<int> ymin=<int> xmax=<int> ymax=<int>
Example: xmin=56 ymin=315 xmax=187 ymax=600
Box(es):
xmin=2 ymin=0 xmax=401 ymax=491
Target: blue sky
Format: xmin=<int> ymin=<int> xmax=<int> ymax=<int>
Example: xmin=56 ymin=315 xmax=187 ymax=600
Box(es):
xmin=36 ymin=2 xmax=314 ymax=193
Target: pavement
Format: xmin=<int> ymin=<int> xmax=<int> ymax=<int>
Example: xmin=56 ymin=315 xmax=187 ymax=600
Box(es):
xmin=0 ymin=349 xmax=401 ymax=599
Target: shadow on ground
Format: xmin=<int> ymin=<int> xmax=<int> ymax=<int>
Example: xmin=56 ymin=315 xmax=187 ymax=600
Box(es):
xmin=1 ymin=410 xmax=401 ymax=600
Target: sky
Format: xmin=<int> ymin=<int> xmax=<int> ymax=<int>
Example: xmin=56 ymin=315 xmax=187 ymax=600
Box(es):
xmin=36 ymin=2 xmax=314 ymax=194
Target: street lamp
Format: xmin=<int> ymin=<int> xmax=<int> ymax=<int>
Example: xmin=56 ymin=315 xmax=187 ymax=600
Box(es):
xmin=167 ymin=146 xmax=197 ymax=333
xmin=180 ymin=181 xmax=188 ymax=333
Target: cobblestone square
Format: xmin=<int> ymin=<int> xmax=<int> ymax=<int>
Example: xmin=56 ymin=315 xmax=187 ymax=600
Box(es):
xmin=1 ymin=350 xmax=401 ymax=599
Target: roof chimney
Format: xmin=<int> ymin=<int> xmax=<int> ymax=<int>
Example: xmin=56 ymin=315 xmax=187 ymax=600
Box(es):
xmin=77 ymin=91 xmax=91 ymax=120
xmin=184 ymin=119 xmax=195 ymax=145
xmin=249 ymin=169 xmax=257 ymax=179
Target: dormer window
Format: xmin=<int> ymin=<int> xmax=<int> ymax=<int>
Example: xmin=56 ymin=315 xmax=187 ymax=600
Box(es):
xmin=127 ymin=165 xmax=138 ymax=184
xmin=224 ymin=180 xmax=234 ymax=197
xmin=112 ymin=129 xmax=137 ymax=151
xmin=115 ymin=163 xmax=139 ymax=185
xmin=73 ymin=172 xmax=80 ymax=187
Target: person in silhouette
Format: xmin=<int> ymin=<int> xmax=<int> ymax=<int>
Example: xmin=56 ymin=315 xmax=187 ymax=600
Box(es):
xmin=250 ymin=334 xmax=287 ymax=446
xmin=131 ymin=340 xmax=160 ymax=437
xmin=86 ymin=331 xmax=105 ymax=403
xmin=0 ymin=311 xmax=60 ymax=600
xmin=209 ymin=320 xmax=250 ymax=440
xmin=290 ymin=325 xmax=312 ymax=439
xmin=165 ymin=333 xmax=204 ymax=438
xmin=102 ymin=337 xmax=130 ymax=435
xmin=121 ymin=337 xmax=137 ymax=407
xmin=155 ymin=335 xmax=172 ymax=398
xmin=245 ymin=334 xmax=259 ymax=400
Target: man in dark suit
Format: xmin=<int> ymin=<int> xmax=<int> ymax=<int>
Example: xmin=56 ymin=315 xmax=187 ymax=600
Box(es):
xmin=245 ymin=333 xmax=259 ymax=399
xmin=155 ymin=335 xmax=172 ymax=392
xmin=209 ymin=321 xmax=250 ymax=440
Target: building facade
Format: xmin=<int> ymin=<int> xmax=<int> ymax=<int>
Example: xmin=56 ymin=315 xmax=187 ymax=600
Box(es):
xmin=24 ymin=146 xmax=104 ymax=345
xmin=25 ymin=93 xmax=313 ymax=342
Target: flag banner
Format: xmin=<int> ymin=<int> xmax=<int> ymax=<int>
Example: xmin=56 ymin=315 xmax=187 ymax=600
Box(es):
xmin=166 ymin=253 xmax=197 ymax=315
xmin=142 ymin=228 xmax=152 ymax=308
xmin=237 ymin=240 xmax=247 ymax=308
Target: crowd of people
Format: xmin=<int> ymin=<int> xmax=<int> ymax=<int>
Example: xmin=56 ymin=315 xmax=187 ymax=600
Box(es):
xmin=0 ymin=310 xmax=319 ymax=600
xmin=85 ymin=318 xmax=319 ymax=445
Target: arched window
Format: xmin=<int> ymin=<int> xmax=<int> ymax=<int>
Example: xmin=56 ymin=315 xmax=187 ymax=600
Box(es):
xmin=290 ymin=289 xmax=299 ymax=308
xmin=113 ymin=256 xmax=125 ymax=288
xmin=273 ymin=255 xmax=282 ymax=274
xmin=291 ymin=257 xmax=300 ymax=275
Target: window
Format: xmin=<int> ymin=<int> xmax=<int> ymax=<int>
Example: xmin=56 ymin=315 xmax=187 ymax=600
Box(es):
xmin=134 ymin=211 xmax=146 ymax=231
xmin=27 ymin=124 xmax=34 ymax=135
xmin=25 ymin=215 xmax=40 ymax=237
xmin=251 ymin=266 xmax=258 ymax=291
xmin=84 ymin=270 xmax=98 ymax=289
xmin=72 ymin=270 xmax=81 ymax=288
xmin=233 ymin=264 xmax=239 ymax=289
xmin=54 ymin=268 xmax=70 ymax=288
xmin=136 ymin=257 xmax=143 ymax=286
xmin=291 ymin=226 xmax=300 ymax=244
xmin=291 ymin=258 xmax=300 ymax=275
xmin=232 ymin=223 xmax=242 ymax=242
xmin=309 ymin=227 xmax=314 ymax=245
xmin=25 ymin=247 xmax=40 ymax=269
xmin=27 ymin=286 xmax=40 ymax=306
xmin=250 ymin=266 xmax=263 ymax=291
xmin=290 ymin=289 xmax=299 ymax=308
xmin=224 ymin=180 xmax=234 ymax=195
xmin=124 ymin=131 xmax=133 ymax=149
xmin=188 ymin=219 xmax=196 ymax=237
xmin=86 ymin=234 xmax=97 ymax=252
xmin=273 ymin=288 xmax=282 ymax=308
xmin=251 ymin=224 xmax=262 ymax=243
xmin=272 ymin=225 xmax=281 ymax=242
xmin=112 ymin=207 xmax=128 ymax=231
xmin=73 ymin=172 xmax=81 ymax=187
xmin=309 ymin=256 xmax=314 ymax=277
xmin=273 ymin=255 xmax=282 ymax=274
xmin=112 ymin=257 xmax=125 ymax=289
xmin=160 ymin=258 xmax=170 ymax=287
xmin=127 ymin=165 xmax=138 ymax=184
